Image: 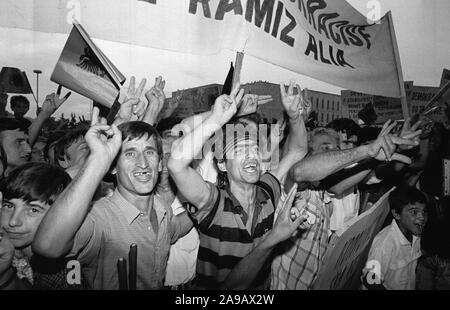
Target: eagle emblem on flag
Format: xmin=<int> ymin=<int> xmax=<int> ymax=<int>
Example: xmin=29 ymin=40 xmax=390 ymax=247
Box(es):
xmin=77 ymin=47 xmax=108 ymax=78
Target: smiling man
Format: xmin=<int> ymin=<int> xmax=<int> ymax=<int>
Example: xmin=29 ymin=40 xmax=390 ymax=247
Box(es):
xmin=54 ymin=128 xmax=90 ymax=178
xmin=33 ymin=114 xmax=194 ymax=289
xmin=168 ymin=82 xmax=310 ymax=289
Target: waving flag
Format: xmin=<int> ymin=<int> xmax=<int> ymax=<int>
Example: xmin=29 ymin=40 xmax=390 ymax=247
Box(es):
xmin=50 ymin=22 xmax=125 ymax=108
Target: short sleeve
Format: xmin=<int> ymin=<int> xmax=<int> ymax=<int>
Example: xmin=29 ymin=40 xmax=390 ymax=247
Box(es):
xmin=67 ymin=206 xmax=106 ymax=265
xmin=191 ymin=181 xmax=220 ymax=225
xmin=362 ymin=239 xmax=392 ymax=286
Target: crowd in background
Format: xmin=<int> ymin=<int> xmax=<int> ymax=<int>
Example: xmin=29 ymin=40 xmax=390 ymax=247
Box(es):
xmin=0 ymin=75 xmax=449 ymax=290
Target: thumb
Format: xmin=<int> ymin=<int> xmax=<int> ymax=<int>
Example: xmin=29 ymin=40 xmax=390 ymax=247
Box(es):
xmin=292 ymin=213 xmax=307 ymax=229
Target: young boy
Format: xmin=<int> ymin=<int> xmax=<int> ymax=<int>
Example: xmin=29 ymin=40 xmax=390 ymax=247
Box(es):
xmin=362 ymin=186 xmax=428 ymax=290
xmin=0 ymin=162 xmax=87 ymax=289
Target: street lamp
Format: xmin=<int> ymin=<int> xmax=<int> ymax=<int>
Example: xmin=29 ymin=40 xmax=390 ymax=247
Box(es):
xmin=33 ymin=69 xmax=42 ymax=109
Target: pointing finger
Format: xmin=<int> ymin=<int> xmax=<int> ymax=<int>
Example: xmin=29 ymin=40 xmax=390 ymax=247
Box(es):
xmin=91 ymin=106 xmax=99 ymax=126
xmin=135 ymin=78 xmax=147 ymax=98
xmin=128 ymin=76 xmax=136 ymax=95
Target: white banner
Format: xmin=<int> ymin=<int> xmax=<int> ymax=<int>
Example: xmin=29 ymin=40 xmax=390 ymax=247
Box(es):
xmin=313 ymin=188 xmax=392 ymax=290
xmin=0 ymin=0 xmax=402 ymax=97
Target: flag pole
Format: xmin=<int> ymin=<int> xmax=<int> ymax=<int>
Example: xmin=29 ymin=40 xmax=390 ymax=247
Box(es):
xmin=387 ymin=11 xmax=409 ymax=119
xmin=232 ymin=52 xmax=244 ymax=89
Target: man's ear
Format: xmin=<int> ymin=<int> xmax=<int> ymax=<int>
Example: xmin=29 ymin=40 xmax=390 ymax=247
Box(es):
xmin=391 ymin=208 xmax=401 ymax=221
xmin=217 ymin=160 xmax=227 ymax=173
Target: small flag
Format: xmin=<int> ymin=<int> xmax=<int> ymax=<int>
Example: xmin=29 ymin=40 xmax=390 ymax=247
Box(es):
xmin=0 ymin=67 xmax=33 ymax=94
xmin=358 ymin=102 xmax=378 ymax=126
xmin=221 ymin=62 xmax=234 ymax=95
xmin=51 ymin=21 xmax=125 ymax=108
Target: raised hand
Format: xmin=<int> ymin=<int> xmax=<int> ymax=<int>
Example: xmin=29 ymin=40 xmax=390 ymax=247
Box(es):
xmin=367 ymin=120 xmax=418 ymax=164
xmin=237 ymin=94 xmax=272 ymax=117
xmin=141 ymin=76 xmax=166 ymax=125
xmin=397 ymin=118 xmax=422 ymax=151
xmin=267 ymin=184 xmax=308 ymax=246
xmin=211 ymin=83 xmax=244 ymax=125
xmin=160 ymin=90 xmax=183 ymax=120
xmin=85 ymin=107 xmax=122 ymax=171
xmin=116 ymin=76 xmax=147 ymax=122
xmin=41 ymin=85 xmax=72 ymax=116
xmin=280 ymin=80 xmax=311 ymax=121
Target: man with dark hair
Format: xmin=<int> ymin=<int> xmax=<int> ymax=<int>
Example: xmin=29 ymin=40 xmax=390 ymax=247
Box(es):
xmin=53 ymin=128 xmax=89 ymax=178
xmin=33 ymin=110 xmax=193 ymax=289
xmin=0 ymin=87 xmax=71 ymax=177
xmin=327 ymin=118 xmax=360 ymax=150
xmin=0 ymin=118 xmax=31 ymax=177
xmin=362 ymin=186 xmax=428 ymax=290
xmin=168 ymin=82 xmax=311 ymax=289
xmin=0 ymin=163 xmax=87 ymax=289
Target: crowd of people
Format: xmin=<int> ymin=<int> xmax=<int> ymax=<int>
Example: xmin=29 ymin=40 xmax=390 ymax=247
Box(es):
xmin=0 ymin=75 xmax=449 ymax=290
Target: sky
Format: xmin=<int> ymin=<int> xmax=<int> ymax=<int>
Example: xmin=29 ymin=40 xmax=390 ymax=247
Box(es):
xmin=0 ymin=0 xmax=449 ymax=119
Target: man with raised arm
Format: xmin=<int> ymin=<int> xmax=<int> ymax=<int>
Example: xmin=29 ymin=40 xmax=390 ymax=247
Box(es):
xmin=270 ymin=120 xmax=420 ymax=290
xmin=168 ymin=81 xmax=310 ymax=289
xmin=33 ymin=108 xmax=193 ymax=289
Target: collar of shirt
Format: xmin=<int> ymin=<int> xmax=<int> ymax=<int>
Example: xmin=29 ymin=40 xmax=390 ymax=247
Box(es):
xmin=391 ymin=219 xmax=420 ymax=247
xmin=224 ymin=186 xmax=269 ymax=213
xmin=109 ymin=189 xmax=168 ymax=225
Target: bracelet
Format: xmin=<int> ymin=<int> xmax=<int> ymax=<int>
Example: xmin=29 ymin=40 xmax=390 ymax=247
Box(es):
xmin=0 ymin=267 xmax=17 ymax=289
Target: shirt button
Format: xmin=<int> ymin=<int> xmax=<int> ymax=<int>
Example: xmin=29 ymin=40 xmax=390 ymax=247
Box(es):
xmin=148 ymin=226 xmax=151 ymax=230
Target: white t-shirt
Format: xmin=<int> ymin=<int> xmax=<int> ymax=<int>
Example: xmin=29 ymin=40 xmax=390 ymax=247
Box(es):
xmin=164 ymin=196 xmax=200 ymax=286
xmin=164 ymin=149 xmax=216 ymax=286
xmin=362 ymin=219 xmax=422 ymax=290
xmin=329 ymin=187 xmax=360 ymax=233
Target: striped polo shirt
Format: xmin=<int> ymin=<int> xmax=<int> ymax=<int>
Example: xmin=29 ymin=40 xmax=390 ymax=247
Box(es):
xmin=193 ymin=172 xmax=281 ymax=289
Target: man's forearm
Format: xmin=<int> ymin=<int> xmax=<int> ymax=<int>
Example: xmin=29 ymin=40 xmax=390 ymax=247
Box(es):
xmin=291 ymin=145 xmax=371 ymax=183
xmin=33 ymin=156 xmax=107 ymax=258
xmin=169 ymin=114 xmax=221 ymax=171
xmin=285 ymin=117 xmax=307 ymax=154
xmin=28 ymin=111 xmax=51 ymax=146
xmin=221 ymin=233 xmax=278 ymax=290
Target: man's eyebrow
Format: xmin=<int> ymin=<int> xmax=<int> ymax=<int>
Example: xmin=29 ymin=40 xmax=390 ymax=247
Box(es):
xmin=144 ymin=146 xmax=158 ymax=151
xmin=122 ymin=147 xmax=137 ymax=152
xmin=27 ymin=202 xmax=46 ymax=210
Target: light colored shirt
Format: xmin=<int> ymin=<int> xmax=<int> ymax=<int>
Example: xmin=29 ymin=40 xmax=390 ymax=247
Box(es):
xmin=271 ymin=189 xmax=333 ymax=290
xmin=329 ymin=187 xmax=360 ymax=233
xmin=69 ymin=189 xmax=181 ymax=289
xmin=164 ymin=196 xmax=199 ymax=286
xmin=363 ymin=219 xmax=422 ymax=290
